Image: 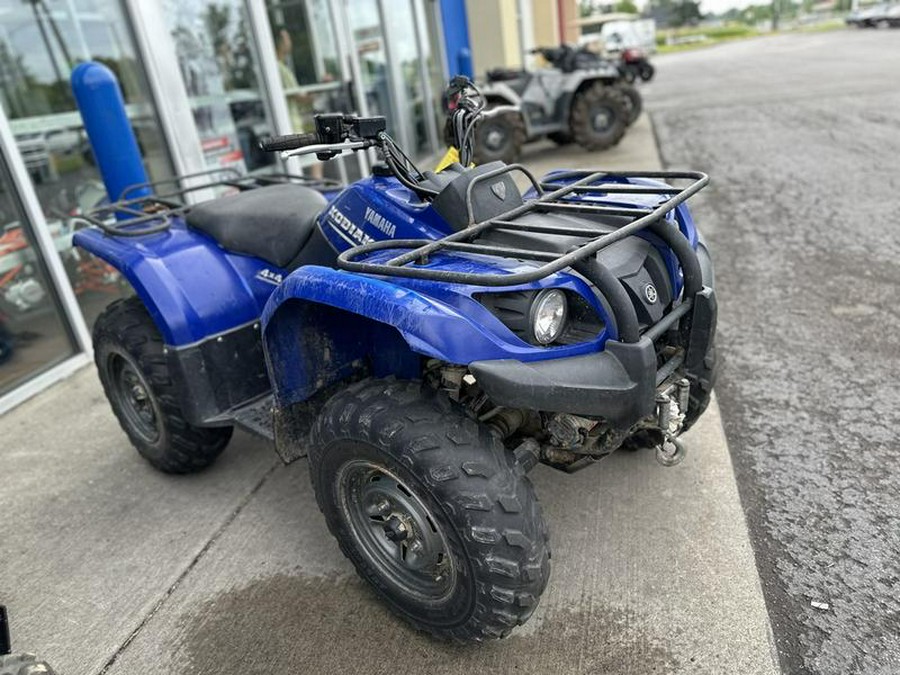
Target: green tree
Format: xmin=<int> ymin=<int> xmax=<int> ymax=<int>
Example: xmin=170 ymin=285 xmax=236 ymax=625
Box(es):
xmin=204 ymin=4 xmax=256 ymax=91
xmin=615 ymin=0 xmax=639 ymax=13
xmin=653 ymin=0 xmax=703 ymax=26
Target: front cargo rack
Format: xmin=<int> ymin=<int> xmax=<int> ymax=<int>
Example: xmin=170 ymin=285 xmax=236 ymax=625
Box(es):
xmin=73 ymin=167 xmax=341 ymax=238
xmin=338 ymin=165 xmax=708 ymax=344
xmin=338 ymin=165 xmax=707 ymax=287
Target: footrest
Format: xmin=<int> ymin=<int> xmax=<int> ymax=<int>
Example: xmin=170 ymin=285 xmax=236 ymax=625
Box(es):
xmin=232 ymin=395 xmax=275 ymax=441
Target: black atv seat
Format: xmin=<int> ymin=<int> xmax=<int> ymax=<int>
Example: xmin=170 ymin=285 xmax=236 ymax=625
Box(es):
xmin=186 ymin=183 xmax=328 ymax=269
xmin=486 ymin=67 xmax=526 ymax=83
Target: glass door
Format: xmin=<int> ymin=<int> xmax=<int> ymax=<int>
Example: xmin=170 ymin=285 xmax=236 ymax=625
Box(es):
xmin=344 ymin=0 xmax=439 ymax=159
xmin=346 ymin=0 xmax=396 ymax=137
xmin=161 ymin=0 xmax=278 ymax=175
xmin=381 ymin=0 xmax=439 ymax=157
xmin=264 ymin=0 xmax=356 ymax=180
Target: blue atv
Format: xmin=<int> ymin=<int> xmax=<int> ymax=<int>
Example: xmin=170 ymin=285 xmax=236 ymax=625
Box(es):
xmin=74 ymin=79 xmax=716 ymax=642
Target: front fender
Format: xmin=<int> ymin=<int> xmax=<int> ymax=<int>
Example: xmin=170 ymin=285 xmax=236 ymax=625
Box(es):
xmin=262 ymin=266 xmax=594 ymax=406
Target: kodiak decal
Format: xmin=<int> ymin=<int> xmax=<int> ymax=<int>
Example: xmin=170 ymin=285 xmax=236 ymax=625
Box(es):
xmin=326 ymin=205 xmax=374 ymax=247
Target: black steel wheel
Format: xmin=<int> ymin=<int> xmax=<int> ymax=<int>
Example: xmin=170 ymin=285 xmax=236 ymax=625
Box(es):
xmin=639 ymin=62 xmax=655 ymax=82
xmin=107 ymin=354 xmax=160 ymax=444
xmin=570 ymin=82 xmax=628 ymax=151
xmin=472 ymin=111 xmax=525 ymax=165
xmin=310 ymin=378 xmax=550 ymax=641
xmin=94 ymin=297 xmax=232 ymax=473
xmin=338 ymin=459 xmax=457 ymax=602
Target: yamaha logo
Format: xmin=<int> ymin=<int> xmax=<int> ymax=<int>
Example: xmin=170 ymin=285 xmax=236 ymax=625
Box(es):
xmin=490 ymin=181 xmax=507 ymax=200
xmin=644 ymin=284 xmax=658 ymax=303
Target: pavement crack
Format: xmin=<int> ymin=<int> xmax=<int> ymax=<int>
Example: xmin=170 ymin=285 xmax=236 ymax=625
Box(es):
xmin=95 ymin=459 xmax=282 ymax=675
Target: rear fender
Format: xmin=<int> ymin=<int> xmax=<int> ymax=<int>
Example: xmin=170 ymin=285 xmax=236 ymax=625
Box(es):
xmin=480 ymin=82 xmax=521 ymax=107
xmin=73 ymin=224 xmax=279 ymax=346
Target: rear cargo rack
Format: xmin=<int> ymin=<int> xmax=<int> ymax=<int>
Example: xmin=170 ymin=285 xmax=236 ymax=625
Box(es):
xmin=72 ymin=168 xmax=341 ymax=238
xmin=338 ymin=166 xmax=708 ymax=287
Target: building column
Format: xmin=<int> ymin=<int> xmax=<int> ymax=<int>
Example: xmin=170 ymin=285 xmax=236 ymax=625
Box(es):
xmin=464 ymin=0 xmax=523 ymax=74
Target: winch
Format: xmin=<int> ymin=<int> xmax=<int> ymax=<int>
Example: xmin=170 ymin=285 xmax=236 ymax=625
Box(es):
xmin=653 ymin=378 xmax=691 ymax=466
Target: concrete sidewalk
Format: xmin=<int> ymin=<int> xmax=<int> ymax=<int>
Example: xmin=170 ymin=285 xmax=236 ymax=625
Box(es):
xmin=0 ymin=117 xmax=779 ymax=675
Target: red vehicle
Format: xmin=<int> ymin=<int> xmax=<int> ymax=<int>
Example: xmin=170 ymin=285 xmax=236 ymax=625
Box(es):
xmin=0 ymin=226 xmax=46 ymax=316
xmin=621 ymin=46 xmax=655 ymax=82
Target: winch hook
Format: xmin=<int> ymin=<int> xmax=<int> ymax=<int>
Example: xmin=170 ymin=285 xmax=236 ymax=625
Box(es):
xmin=655 ymin=435 xmax=686 ymax=467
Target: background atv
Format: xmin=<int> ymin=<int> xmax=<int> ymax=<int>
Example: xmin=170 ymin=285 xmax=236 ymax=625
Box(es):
xmin=73 ymin=70 xmax=716 ymax=643
xmin=619 ymin=46 xmax=655 ymax=83
xmin=472 ymin=44 xmax=642 ymax=164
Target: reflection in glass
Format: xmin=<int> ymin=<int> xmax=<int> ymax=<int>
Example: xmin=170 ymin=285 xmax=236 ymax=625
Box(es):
xmin=163 ymin=0 xmax=276 ymax=175
xmin=0 ymin=158 xmax=76 ymax=397
xmin=266 ymin=0 xmax=357 ymax=180
xmin=347 ymin=0 xmax=394 ymax=130
xmin=345 ymin=0 xmax=439 ymax=158
xmin=0 ymin=0 xmax=174 ymax=329
xmin=383 ymin=0 xmax=430 ymax=155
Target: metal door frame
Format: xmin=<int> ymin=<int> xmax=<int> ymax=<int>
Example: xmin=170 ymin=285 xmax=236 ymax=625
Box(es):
xmin=0 ymin=106 xmax=91 ymax=415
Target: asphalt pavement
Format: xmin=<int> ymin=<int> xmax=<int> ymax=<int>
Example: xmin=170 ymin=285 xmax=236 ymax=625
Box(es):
xmin=0 ymin=115 xmax=779 ymax=674
xmin=646 ymin=29 xmax=900 ymax=675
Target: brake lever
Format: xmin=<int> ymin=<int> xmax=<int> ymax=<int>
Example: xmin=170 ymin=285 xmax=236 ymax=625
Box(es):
xmin=280 ymin=139 xmax=375 ymax=161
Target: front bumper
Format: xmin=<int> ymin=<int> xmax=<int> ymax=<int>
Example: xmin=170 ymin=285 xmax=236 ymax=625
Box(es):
xmin=469 ymin=241 xmax=717 ymax=430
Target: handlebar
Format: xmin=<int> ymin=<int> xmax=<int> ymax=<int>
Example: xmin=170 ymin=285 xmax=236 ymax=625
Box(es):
xmin=483 ymin=105 xmax=519 ymax=118
xmin=259 ymin=132 xmax=320 ymax=152
xmin=253 ymin=79 xmax=492 ymax=198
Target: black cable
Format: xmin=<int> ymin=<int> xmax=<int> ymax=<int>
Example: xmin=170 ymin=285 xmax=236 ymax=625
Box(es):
xmin=380 ymin=134 xmax=439 ymax=197
xmin=455 ymin=81 xmax=485 ymax=166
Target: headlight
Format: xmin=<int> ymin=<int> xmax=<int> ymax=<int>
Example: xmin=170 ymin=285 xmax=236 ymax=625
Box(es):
xmin=529 ymin=289 xmax=568 ymax=345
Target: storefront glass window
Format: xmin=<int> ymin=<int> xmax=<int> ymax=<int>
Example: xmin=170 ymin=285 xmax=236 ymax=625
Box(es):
xmin=266 ymin=0 xmax=354 ymax=180
xmin=421 ymin=0 xmax=447 ymax=154
xmin=346 ymin=0 xmax=438 ymax=158
xmin=385 ymin=0 xmax=429 ymax=155
xmin=0 ymin=154 xmax=76 ymax=397
xmin=0 ymin=0 xmax=174 ymax=328
xmin=347 ymin=0 xmax=394 ymax=131
xmin=163 ymin=0 xmax=277 ymax=175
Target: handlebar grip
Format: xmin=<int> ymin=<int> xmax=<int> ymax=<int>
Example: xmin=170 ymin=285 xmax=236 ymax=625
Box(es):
xmin=259 ymin=132 xmax=319 ymax=152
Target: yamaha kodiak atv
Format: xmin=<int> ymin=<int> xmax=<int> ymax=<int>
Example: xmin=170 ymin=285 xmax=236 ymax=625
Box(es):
xmin=74 ymin=76 xmax=717 ymax=643
xmin=473 ymin=44 xmax=642 ymax=164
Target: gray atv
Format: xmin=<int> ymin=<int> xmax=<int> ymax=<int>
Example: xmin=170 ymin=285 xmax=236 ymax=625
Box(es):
xmin=473 ymin=44 xmax=641 ymax=165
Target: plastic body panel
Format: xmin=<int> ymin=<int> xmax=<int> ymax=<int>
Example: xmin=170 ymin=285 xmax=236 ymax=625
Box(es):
xmin=73 ymin=219 xmax=290 ymax=346
xmin=261 ymin=259 xmax=615 ymax=407
xmin=317 ymin=175 xmax=453 ymax=251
